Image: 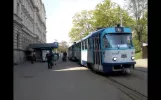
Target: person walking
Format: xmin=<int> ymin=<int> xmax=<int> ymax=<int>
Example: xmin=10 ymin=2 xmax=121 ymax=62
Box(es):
xmin=46 ymin=51 xmax=53 ymax=69
xmin=33 ymin=52 xmax=36 ymax=61
xmin=63 ymin=51 xmax=67 ymax=58
xmin=30 ymin=52 xmax=34 ymax=64
xmin=62 ymin=51 xmax=67 ymax=62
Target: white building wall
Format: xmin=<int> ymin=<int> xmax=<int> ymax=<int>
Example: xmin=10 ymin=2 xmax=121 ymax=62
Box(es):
xmin=13 ymin=0 xmax=46 ymax=64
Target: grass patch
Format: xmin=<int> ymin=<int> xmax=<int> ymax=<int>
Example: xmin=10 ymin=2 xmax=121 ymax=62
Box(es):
xmin=135 ymin=51 xmax=142 ymax=60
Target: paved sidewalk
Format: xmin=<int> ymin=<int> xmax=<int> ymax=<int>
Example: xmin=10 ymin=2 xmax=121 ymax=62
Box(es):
xmin=14 ymin=61 xmax=132 ymax=100
xmin=135 ymin=59 xmax=148 ymax=72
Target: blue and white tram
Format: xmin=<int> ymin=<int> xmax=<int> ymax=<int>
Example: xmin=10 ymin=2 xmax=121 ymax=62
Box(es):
xmin=68 ymin=25 xmax=136 ymax=73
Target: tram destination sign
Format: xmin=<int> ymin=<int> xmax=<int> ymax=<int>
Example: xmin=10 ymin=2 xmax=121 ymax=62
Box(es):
xmin=115 ymin=27 xmax=124 ymax=33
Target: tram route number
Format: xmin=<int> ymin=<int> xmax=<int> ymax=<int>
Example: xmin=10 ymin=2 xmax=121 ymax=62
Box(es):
xmin=121 ymin=54 xmax=127 ymax=58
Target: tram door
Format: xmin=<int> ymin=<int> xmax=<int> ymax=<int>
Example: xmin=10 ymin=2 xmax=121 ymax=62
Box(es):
xmin=93 ymin=33 xmax=102 ymax=70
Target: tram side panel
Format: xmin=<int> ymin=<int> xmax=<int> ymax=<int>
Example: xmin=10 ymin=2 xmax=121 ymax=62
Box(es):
xmin=74 ymin=45 xmax=80 ymax=61
xmin=68 ymin=48 xmax=72 ymax=60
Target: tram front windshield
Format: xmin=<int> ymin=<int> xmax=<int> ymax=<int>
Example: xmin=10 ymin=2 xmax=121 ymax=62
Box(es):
xmin=104 ymin=33 xmax=133 ymax=48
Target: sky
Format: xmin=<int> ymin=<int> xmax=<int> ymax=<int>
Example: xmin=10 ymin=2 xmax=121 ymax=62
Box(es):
xmin=42 ymin=0 xmax=124 ymax=44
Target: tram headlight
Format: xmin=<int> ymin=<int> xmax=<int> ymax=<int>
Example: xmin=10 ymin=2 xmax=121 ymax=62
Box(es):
xmin=113 ymin=57 xmax=117 ymax=61
xmin=131 ymin=56 xmax=135 ymax=60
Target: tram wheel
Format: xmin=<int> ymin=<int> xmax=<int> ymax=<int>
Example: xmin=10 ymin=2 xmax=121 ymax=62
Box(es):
xmin=87 ymin=63 xmax=92 ymax=70
xmin=91 ymin=64 xmax=96 ymax=73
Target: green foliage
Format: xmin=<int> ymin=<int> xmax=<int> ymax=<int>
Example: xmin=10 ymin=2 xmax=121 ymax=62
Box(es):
xmin=135 ymin=51 xmax=142 ymax=59
xmin=93 ymin=0 xmax=135 ymax=28
xmin=69 ymin=10 xmax=94 ymax=42
xmin=57 ymin=41 xmax=68 ymax=52
xmin=125 ymin=0 xmax=147 ymax=47
xmin=68 ymin=0 xmax=147 ymax=52
xmin=69 ymin=0 xmax=135 ymax=42
xmin=132 ymin=36 xmax=141 ymax=53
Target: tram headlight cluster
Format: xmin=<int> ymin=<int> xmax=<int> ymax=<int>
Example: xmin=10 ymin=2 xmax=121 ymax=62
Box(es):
xmin=131 ymin=56 xmax=135 ymax=60
xmin=113 ymin=57 xmax=117 ymax=61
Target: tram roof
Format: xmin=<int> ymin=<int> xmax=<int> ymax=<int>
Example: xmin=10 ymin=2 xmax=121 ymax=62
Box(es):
xmin=75 ymin=27 xmax=132 ymax=44
xmin=76 ymin=28 xmax=106 ymax=43
xmin=103 ymin=27 xmax=132 ymax=33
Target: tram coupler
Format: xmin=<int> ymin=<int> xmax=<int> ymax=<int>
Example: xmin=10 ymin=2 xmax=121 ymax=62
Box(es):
xmin=121 ymin=66 xmax=131 ymax=74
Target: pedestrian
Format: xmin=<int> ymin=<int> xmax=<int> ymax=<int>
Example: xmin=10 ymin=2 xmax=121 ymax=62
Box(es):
xmin=53 ymin=53 xmax=56 ymax=66
xmin=33 ymin=52 xmax=36 ymax=61
xmin=30 ymin=52 xmax=34 ymax=64
xmin=62 ymin=51 xmax=67 ymax=61
xmin=63 ymin=51 xmax=67 ymax=58
xmin=46 ymin=50 xmax=53 ymax=69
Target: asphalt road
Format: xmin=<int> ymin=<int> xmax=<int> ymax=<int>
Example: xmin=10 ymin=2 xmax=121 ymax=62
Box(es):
xmin=14 ymin=60 xmax=133 ymax=100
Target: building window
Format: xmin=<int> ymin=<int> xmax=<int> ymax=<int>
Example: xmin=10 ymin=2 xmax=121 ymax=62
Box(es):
xmin=17 ymin=3 xmax=20 ymax=15
xmin=17 ymin=34 xmax=19 ymax=49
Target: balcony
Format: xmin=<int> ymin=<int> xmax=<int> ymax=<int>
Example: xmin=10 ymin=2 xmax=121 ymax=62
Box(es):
xmin=13 ymin=14 xmax=22 ymax=25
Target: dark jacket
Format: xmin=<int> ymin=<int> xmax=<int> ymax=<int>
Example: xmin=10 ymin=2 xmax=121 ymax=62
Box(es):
xmin=46 ymin=53 xmax=53 ymax=61
xmin=63 ymin=52 xmax=67 ymax=57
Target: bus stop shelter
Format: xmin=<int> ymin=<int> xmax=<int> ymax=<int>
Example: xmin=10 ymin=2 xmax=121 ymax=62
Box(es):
xmin=28 ymin=42 xmax=58 ymax=50
xmin=27 ymin=42 xmax=59 ymax=61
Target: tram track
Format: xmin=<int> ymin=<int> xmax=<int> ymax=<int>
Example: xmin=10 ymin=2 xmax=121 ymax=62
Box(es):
xmin=73 ymin=61 xmax=147 ymax=100
xmin=106 ymin=77 xmax=147 ymax=100
xmin=134 ymin=68 xmax=147 ymax=73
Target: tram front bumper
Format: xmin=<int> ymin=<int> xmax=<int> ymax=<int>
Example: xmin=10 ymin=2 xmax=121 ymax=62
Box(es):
xmin=102 ymin=62 xmax=136 ymax=72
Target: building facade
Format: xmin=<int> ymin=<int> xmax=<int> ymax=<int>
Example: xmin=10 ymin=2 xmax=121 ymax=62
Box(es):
xmin=13 ymin=0 xmax=46 ymax=64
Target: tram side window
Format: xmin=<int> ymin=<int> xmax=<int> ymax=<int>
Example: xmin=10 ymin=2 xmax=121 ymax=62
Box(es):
xmin=92 ymin=38 xmax=94 ymax=49
xmin=77 ymin=44 xmax=79 ymax=48
xmin=76 ymin=43 xmax=78 ymax=48
xmin=90 ymin=38 xmax=93 ymax=49
xmin=103 ymin=35 xmax=110 ymax=48
xmin=85 ymin=39 xmax=87 ymax=50
xmin=95 ymin=37 xmax=97 ymax=49
xmin=86 ymin=39 xmax=88 ymax=49
xmin=88 ymin=38 xmax=91 ymax=50
xmin=78 ymin=43 xmax=80 ymax=49
xmin=96 ymin=37 xmax=98 ymax=49
xmin=93 ymin=37 xmax=95 ymax=49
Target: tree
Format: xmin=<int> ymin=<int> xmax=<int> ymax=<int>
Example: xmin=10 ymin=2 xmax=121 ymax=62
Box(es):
xmin=92 ymin=0 xmax=135 ymax=28
xmin=57 ymin=41 xmax=69 ymax=52
xmin=125 ymin=0 xmax=147 ymax=48
xmin=69 ymin=10 xmax=95 ymax=42
xmin=92 ymin=0 xmax=118 ymax=28
xmin=68 ymin=0 xmax=135 ymax=42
